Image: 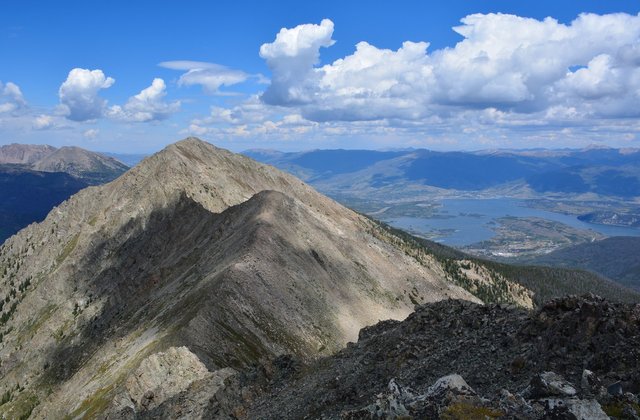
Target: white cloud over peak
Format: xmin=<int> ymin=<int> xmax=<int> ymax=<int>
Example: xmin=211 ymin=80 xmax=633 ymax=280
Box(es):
xmin=58 ymin=68 xmax=115 ymax=121
xmin=0 ymin=81 xmax=26 ymax=113
xmin=259 ymin=18 xmax=335 ymax=105
xmin=159 ymin=61 xmax=259 ymax=94
xmin=257 ymin=14 xmax=640 ymax=125
xmin=259 ymin=18 xmax=335 ymax=59
xmin=108 ymin=78 xmax=180 ymax=122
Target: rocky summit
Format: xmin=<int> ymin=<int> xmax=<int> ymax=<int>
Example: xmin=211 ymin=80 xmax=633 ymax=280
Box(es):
xmin=0 ymin=138 xmax=637 ymax=419
xmin=214 ymin=294 xmax=640 ymax=419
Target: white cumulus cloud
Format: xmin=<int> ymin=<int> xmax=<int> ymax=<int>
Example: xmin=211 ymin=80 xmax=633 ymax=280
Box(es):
xmin=257 ymin=14 xmax=640 ymax=124
xmin=108 ymin=78 xmax=180 ymax=122
xmin=185 ymin=95 xmax=320 ymax=140
xmin=32 ymin=114 xmax=55 ymax=130
xmin=0 ymin=81 xmax=26 ymax=113
xmin=58 ymin=68 xmax=115 ymax=121
xmin=259 ymin=18 xmax=335 ymax=106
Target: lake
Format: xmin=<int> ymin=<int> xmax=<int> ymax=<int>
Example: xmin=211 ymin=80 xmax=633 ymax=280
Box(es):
xmin=383 ymin=198 xmax=640 ymax=246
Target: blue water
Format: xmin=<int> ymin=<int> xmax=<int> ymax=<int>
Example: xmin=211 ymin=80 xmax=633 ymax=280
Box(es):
xmin=384 ymin=198 xmax=640 ymax=247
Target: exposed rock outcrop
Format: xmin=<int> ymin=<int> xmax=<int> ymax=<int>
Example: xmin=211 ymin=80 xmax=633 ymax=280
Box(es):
xmin=234 ymin=294 xmax=640 ymax=419
xmin=123 ymin=347 xmax=233 ymax=411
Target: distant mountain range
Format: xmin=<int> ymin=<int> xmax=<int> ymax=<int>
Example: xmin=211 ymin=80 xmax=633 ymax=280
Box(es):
xmin=244 ymin=147 xmax=640 ymax=199
xmin=1 ymin=138 xmax=635 ymax=418
xmin=0 ymin=144 xmax=128 ymax=243
xmin=0 ymin=143 xmax=129 ymax=184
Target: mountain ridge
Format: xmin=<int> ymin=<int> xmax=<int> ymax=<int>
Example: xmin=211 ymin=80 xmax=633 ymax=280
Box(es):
xmin=0 ymin=144 xmax=129 ymax=243
xmin=0 ymin=144 xmax=57 ymax=165
xmin=0 ymin=137 xmax=479 ymax=418
xmin=0 ymin=165 xmax=88 ymax=243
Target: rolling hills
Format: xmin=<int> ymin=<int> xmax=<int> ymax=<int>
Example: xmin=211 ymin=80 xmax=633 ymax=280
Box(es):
xmin=245 ymin=147 xmax=640 ymax=199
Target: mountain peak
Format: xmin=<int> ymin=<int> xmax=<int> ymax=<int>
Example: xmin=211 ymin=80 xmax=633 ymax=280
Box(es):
xmin=166 ymin=137 xmax=220 ymax=155
xmin=33 ymin=146 xmax=128 ymax=184
xmin=0 ymin=143 xmax=57 ymax=165
xmin=0 ymin=142 xmax=128 ymax=184
xmin=0 ymin=138 xmax=540 ymax=418
xmin=174 ymin=136 xmax=210 ymax=147
xmin=143 ymin=137 xmax=234 ymax=169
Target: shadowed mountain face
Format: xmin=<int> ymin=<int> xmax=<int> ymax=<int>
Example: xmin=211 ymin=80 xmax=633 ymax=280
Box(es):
xmin=0 ymin=138 xmax=484 ymax=418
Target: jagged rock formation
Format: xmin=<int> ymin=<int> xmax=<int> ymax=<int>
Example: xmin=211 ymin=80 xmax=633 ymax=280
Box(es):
xmin=115 ymin=346 xmax=236 ymax=415
xmin=0 ymin=143 xmax=128 ymax=184
xmin=221 ymin=294 xmax=640 ymax=419
xmin=0 ymin=138 xmax=482 ymax=418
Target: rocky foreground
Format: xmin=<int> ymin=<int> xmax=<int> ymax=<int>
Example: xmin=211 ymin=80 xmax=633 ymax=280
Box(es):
xmin=114 ymin=294 xmax=640 ymax=419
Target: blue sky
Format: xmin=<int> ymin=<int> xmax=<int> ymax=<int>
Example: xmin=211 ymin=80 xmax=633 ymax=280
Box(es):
xmin=1 ymin=1 xmax=639 ymax=153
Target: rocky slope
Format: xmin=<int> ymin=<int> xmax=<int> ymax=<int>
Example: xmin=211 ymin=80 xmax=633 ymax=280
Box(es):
xmin=204 ymin=294 xmax=639 ymax=419
xmin=0 ymin=143 xmax=128 ymax=185
xmin=370 ymin=220 xmax=639 ymax=306
xmin=0 ymin=138 xmax=483 ymax=418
